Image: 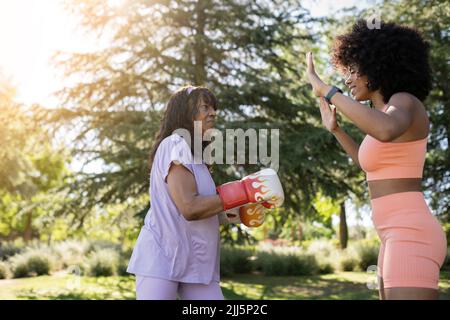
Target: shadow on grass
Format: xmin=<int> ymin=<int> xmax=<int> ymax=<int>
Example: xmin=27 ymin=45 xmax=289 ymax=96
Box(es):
xmin=222 ymin=274 xmax=378 ymax=300
xmin=11 ymin=270 xmax=450 ymax=300
xmin=17 ymin=276 xmax=136 ymax=300
xmin=222 ymin=272 xmax=450 ymax=300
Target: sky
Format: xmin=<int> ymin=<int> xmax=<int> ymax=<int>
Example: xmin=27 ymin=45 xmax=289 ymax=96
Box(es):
xmin=0 ymin=0 xmax=375 ymax=227
xmin=0 ymin=0 xmax=98 ymax=106
xmin=0 ymin=0 xmax=376 ymax=106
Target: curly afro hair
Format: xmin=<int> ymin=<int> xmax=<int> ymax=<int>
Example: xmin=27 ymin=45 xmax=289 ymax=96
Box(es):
xmin=332 ymin=19 xmax=432 ymax=103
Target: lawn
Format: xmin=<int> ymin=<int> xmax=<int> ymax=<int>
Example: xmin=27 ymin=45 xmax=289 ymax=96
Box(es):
xmin=1 ymin=271 xmax=449 ymax=300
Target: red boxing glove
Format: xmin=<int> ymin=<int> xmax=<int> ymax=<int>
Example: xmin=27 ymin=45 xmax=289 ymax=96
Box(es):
xmin=217 ymin=168 xmax=284 ymax=210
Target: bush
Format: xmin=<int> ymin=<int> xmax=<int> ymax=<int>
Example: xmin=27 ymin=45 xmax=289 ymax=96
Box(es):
xmin=0 ymin=241 xmax=25 ymax=261
xmin=87 ymin=240 xmax=121 ymax=254
xmin=317 ymin=260 xmax=335 ymax=274
xmin=351 ymin=240 xmax=379 ymax=271
xmin=443 ymin=222 xmax=450 ymax=246
xmin=220 ymin=246 xmax=254 ymax=277
xmin=52 ymin=240 xmax=90 ymax=270
xmin=9 ymin=249 xmax=55 ymax=278
xmin=116 ymin=247 xmax=133 ymax=276
xmin=11 ymin=260 xmax=29 ymax=278
xmin=27 ymin=255 xmax=51 ymax=276
xmin=0 ymin=261 xmax=11 ymax=279
xmin=306 ymin=239 xmax=336 ymax=257
xmin=305 ymin=239 xmax=336 ymax=274
xmin=443 ymin=247 xmax=450 ymax=270
xmin=117 ymin=259 xmax=130 ymax=276
xmin=255 ymin=251 xmax=319 ymax=276
xmin=87 ymin=249 xmax=119 ymax=277
xmin=338 ymin=251 xmax=359 ymax=272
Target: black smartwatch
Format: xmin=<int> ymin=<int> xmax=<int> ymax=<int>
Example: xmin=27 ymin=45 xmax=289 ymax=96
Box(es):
xmin=324 ymin=86 xmax=343 ymax=104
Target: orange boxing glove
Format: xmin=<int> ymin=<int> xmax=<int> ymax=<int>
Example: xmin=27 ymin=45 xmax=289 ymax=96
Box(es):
xmin=219 ymin=203 xmax=266 ymax=228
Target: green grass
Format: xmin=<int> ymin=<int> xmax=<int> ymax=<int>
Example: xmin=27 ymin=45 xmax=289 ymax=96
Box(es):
xmin=0 ymin=271 xmax=449 ymax=300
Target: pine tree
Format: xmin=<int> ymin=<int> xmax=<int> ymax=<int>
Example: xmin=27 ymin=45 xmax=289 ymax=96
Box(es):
xmin=39 ymin=0 xmax=363 ymax=236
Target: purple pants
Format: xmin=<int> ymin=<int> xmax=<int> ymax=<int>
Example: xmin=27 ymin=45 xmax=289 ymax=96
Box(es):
xmin=135 ymin=275 xmax=224 ymax=300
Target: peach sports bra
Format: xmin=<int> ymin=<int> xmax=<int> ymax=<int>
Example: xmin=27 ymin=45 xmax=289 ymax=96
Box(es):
xmin=358 ymin=104 xmax=428 ymax=181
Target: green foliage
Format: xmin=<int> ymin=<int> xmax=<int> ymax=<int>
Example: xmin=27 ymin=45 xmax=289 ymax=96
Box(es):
xmin=304 ymin=239 xmax=337 ymax=274
xmin=0 ymin=240 xmax=25 ymax=261
xmin=0 ymin=80 xmax=70 ymax=241
xmin=338 ymin=251 xmax=359 ymax=272
xmin=40 ymin=0 xmax=358 ymax=239
xmin=445 ymin=247 xmax=450 ymax=270
xmin=52 ymin=240 xmax=90 ymax=270
xmin=86 ymin=249 xmax=119 ymax=277
xmin=220 ymin=245 xmax=255 ymax=277
xmin=312 ymin=193 xmax=339 ymax=228
xmin=0 ymin=261 xmax=11 ymax=279
xmin=255 ymin=251 xmax=319 ymax=276
xmin=349 ymin=240 xmax=380 ymax=272
xmin=443 ymin=223 xmax=450 ymax=246
xmin=9 ymin=249 xmax=56 ymax=278
xmin=301 ymin=222 xmax=334 ymax=240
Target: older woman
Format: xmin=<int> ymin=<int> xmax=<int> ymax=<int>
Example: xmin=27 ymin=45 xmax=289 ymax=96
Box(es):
xmin=127 ymin=86 xmax=283 ymax=300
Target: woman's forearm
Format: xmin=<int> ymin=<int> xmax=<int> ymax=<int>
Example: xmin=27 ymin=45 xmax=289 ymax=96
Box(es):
xmin=182 ymin=194 xmax=224 ymax=221
xmin=331 ymin=127 xmax=361 ymax=167
xmin=323 ymin=86 xmax=396 ymax=141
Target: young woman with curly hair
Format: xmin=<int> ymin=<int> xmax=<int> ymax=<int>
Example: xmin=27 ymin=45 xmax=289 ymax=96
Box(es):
xmin=306 ymin=20 xmax=447 ymax=300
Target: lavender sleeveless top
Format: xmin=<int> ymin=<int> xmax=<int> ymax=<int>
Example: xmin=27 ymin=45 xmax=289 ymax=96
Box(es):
xmin=127 ymin=134 xmax=220 ymax=284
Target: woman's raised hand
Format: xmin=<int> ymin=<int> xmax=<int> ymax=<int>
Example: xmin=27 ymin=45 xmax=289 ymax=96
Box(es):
xmin=305 ymin=52 xmax=331 ymax=98
xmin=319 ymin=97 xmax=339 ymax=133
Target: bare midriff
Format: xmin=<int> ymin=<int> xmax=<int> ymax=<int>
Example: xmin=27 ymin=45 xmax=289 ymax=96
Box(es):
xmin=368 ymin=178 xmax=422 ymax=200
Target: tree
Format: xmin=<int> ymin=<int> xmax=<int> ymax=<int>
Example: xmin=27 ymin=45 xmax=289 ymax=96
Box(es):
xmin=36 ymin=0 xmax=373 ymax=244
xmin=0 ymin=75 xmax=68 ymax=242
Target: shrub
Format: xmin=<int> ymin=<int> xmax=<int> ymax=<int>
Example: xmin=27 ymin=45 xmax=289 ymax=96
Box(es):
xmin=351 ymin=240 xmax=380 ymax=271
xmin=9 ymin=249 xmax=55 ymax=278
xmin=305 ymin=239 xmax=336 ymax=274
xmin=87 ymin=249 xmax=119 ymax=277
xmin=306 ymin=239 xmax=336 ymax=257
xmin=52 ymin=240 xmax=90 ymax=270
xmin=338 ymin=251 xmax=359 ymax=272
xmin=220 ymin=246 xmax=254 ymax=277
xmin=27 ymin=255 xmax=51 ymax=276
xmin=87 ymin=240 xmax=121 ymax=254
xmin=0 ymin=261 xmax=11 ymax=279
xmin=255 ymin=251 xmax=319 ymax=276
xmin=0 ymin=241 xmax=25 ymax=261
xmin=443 ymin=247 xmax=450 ymax=270
xmin=317 ymin=260 xmax=335 ymax=274
xmin=116 ymin=247 xmax=133 ymax=276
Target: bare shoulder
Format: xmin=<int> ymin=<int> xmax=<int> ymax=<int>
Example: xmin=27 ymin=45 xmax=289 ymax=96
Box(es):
xmin=388 ymin=92 xmax=429 ymax=137
xmin=388 ymin=92 xmax=419 ymax=111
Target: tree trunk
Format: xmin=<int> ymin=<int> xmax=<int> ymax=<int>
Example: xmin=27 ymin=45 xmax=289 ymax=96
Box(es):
xmin=194 ymin=0 xmax=206 ymax=85
xmin=23 ymin=211 xmax=33 ymax=243
xmin=339 ymin=201 xmax=348 ymax=249
xmin=298 ymin=223 xmax=303 ymax=242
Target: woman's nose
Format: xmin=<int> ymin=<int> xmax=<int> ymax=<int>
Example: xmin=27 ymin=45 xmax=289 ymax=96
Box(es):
xmin=345 ymin=76 xmax=352 ymax=87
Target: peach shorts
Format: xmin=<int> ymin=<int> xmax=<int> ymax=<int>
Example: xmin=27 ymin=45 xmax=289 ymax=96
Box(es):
xmin=371 ymin=192 xmax=447 ymax=289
